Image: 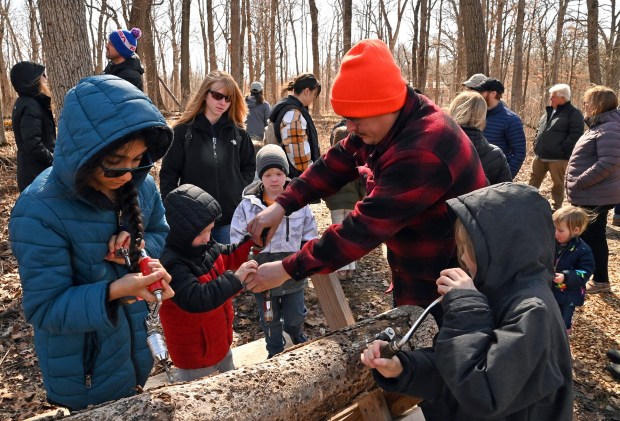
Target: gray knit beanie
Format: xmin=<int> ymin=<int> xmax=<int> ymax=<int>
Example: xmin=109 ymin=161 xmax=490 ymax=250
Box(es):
xmin=256 ymin=144 xmax=289 ymax=178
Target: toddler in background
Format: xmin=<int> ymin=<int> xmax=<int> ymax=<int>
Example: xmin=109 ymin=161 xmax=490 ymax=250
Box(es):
xmin=552 ymin=205 xmax=595 ymax=334
xmin=231 ymin=144 xmax=318 ymax=358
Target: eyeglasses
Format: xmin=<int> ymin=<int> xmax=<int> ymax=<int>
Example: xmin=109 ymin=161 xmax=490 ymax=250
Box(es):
xmin=208 ymin=90 xmax=232 ymax=103
xmin=100 ymin=154 xmax=154 ymax=178
xmin=343 ymin=116 xmax=361 ymax=127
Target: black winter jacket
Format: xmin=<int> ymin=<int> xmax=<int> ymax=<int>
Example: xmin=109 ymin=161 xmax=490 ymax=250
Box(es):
xmin=102 ymin=57 xmax=144 ymax=91
xmin=461 ymin=126 xmax=512 ymax=185
xmin=10 ymin=61 xmax=56 ymax=192
xmin=552 ymin=236 xmax=594 ymax=306
xmin=533 ymin=101 xmax=584 ymax=160
xmin=159 ymin=113 xmax=256 ymax=226
xmin=374 ymin=183 xmax=573 ymax=421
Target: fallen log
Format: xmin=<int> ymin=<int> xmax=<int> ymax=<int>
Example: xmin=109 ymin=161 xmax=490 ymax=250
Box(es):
xmin=66 ymin=305 xmax=438 ymax=421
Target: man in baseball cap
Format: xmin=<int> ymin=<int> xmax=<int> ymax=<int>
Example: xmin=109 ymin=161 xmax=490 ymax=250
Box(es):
xmin=462 ymin=73 xmax=488 ymax=88
xmin=469 ymin=77 xmax=526 ymax=177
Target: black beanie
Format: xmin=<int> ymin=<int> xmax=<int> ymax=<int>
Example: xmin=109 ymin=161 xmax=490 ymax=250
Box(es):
xmin=256 ymin=144 xmax=289 ymax=178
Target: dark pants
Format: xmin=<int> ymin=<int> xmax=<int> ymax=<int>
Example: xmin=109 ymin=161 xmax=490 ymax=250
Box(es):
xmin=557 ymin=303 xmax=576 ymax=330
xmin=579 ymin=205 xmax=613 ymax=284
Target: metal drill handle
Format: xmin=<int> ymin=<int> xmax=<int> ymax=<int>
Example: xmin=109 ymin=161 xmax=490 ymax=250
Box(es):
xmin=379 ymin=295 xmax=443 ymax=358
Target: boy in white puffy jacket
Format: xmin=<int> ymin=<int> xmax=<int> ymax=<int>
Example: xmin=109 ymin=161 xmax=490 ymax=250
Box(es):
xmin=231 ymin=144 xmax=318 ymax=358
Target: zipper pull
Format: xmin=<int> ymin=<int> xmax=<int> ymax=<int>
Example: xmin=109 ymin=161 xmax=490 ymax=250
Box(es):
xmin=117 ymin=210 xmax=123 ymax=227
xmin=212 ymin=137 xmax=218 ymax=159
xmin=85 ymin=374 xmax=92 ymax=388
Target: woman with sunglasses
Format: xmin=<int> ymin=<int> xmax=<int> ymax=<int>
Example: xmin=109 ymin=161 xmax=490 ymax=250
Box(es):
xmin=9 ymin=75 xmax=175 ymax=411
xmin=268 ymin=73 xmax=321 ymax=178
xmin=160 ymin=70 xmax=256 ymax=244
xmin=10 ymin=61 xmax=56 ymax=192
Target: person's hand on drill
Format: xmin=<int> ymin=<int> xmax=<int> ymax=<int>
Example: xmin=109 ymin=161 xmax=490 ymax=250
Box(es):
xmin=109 ymin=260 xmax=174 ymax=302
xmin=236 ymin=260 xmax=258 ymax=288
xmin=104 ymin=230 xmax=144 ymax=264
xmin=247 ymin=202 xmax=286 ymax=247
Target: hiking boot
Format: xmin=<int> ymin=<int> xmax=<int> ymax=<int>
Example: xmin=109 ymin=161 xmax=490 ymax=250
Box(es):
xmin=613 ymin=214 xmax=620 ymax=227
xmin=607 ymin=362 xmax=620 ymax=381
xmin=291 ymin=334 xmax=308 ymax=345
xmin=585 ymin=280 xmax=611 ymax=294
xmin=607 ymin=349 xmax=620 ymax=364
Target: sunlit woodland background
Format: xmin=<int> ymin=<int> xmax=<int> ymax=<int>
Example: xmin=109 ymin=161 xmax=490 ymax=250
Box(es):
xmin=0 ymin=0 xmax=619 ymax=139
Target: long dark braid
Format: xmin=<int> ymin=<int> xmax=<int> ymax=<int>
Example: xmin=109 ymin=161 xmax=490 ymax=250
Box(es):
xmin=118 ymin=178 xmax=144 ymax=273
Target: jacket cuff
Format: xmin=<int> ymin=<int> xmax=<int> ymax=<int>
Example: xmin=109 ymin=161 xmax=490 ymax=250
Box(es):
xmin=282 ymin=254 xmax=304 ymax=280
xmin=105 ymin=283 xmax=120 ymax=325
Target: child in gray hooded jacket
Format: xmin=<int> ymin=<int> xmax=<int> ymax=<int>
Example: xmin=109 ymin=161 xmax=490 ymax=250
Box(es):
xmin=231 ymin=144 xmax=318 ymax=358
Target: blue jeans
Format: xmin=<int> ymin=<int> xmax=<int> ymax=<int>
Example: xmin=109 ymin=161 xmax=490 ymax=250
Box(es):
xmin=211 ymin=224 xmax=231 ymax=244
xmin=254 ymin=290 xmax=307 ymax=356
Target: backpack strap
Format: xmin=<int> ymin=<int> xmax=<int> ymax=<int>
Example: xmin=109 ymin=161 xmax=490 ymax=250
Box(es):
xmin=183 ymin=118 xmax=195 ymax=156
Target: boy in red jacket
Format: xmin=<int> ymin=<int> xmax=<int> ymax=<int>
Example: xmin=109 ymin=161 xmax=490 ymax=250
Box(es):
xmin=159 ymin=184 xmax=257 ymax=381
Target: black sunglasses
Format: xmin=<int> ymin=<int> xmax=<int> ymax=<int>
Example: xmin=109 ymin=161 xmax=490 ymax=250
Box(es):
xmin=208 ymin=89 xmax=232 ymax=103
xmin=100 ymin=153 xmax=154 ymax=178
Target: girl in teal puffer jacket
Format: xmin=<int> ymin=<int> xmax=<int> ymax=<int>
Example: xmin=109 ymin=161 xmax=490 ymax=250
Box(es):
xmin=9 ymin=75 xmax=175 ymax=411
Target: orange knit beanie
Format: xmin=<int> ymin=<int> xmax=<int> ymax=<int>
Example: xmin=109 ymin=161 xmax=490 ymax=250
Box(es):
xmin=331 ymin=39 xmax=407 ymax=118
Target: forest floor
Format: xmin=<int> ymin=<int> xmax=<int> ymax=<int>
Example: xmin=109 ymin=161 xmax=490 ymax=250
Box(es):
xmin=0 ymin=118 xmax=619 ymax=420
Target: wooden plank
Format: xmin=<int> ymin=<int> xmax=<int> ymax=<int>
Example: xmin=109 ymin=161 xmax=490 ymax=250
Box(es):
xmin=383 ymin=392 xmax=423 ymax=418
xmin=357 ymin=389 xmax=392 ymax=421
xmin=311 ymin=272 xmax=356 ymax=329
xmin=328 ymin=403 xmax=362 ymax=421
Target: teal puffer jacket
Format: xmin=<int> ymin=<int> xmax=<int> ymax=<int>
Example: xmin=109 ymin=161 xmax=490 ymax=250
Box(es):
xmin=9 ymin=75 xmax=172 ymax=410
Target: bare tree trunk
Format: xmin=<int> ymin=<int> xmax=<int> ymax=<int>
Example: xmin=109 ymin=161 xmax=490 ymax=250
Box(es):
xmin=461 ymin=0 xmax=487 ymax=76
xmin=129 ymin=0 xmax=166 ymax=110
xmin=230 ymin=0 xmax=242 ymax=85
xmin=343 ymin=0 xmax=352 ymax=52
xmin=38 ymin=0 xmax=93 ymax=111
xmin=510 ymin=0 xmax=526 ymax=113
xmin=180 ymin=0 xmax=190 ymax=106
xmin=0 ymin=4 xmax=14 ymax=113
xmin=269 ymin=0 xmax=277 ymax=102
xmin=207 ymin=0 xmax=217 ymax=71
xmin=610 ymin=19 xmax=620 ymax=91
xmin=65 ymin=306 xmax=436 ymax=421
xmin=434 ymin=0 xmax=443 ymax=103
xmin=0 ymin=82 xmax=6 ymax=146
xmin=417 ymin=0 xmax=430 ymax=92
xmin=586 ymin=0 xmax=602 ymax=84
xmin=246 ymin=0 xmax=255 ymax=84
xmin=549 ymin=0 xmax=569 ymax=85
xmin=491 ymin=0 xmax=504 ymax=77
xmin=27 ymin=0 xmax=40 ymax=63
xmin=309 ymin=0 xmax=320 ymax=115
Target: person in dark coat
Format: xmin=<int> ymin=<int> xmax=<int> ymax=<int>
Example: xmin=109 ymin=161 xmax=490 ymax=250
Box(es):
xmin=159 ymin=70 xmax=256 ymax=244
xmin=529 ymin=83 xmax=584 ymax=210
xmin=447 ymin=91 xmax=511 ymax=185
xmin=102 ymin=28 xmax=145 ymax=91
xmin=10 ymin=61 xmax=56 ymax=192
xmin=159 ymin=184 xmax=257 ymax=381
xmin=362 ymin=183 xmax=574 ymax=421
xmin=245 ymin=81 xmax=270 ymax=141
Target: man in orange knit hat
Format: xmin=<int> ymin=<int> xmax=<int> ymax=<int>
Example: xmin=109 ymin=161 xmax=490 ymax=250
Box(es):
xmin=246 ymin=39 xmax=486 ymax=321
